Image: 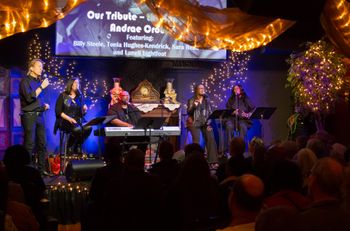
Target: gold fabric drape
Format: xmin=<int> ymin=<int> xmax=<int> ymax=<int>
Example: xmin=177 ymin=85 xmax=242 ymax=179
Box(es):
xmin=321 ymin=0 xmax=350 ymax=58
xmin=135 ymin=0 xmax=295 ymax=52
xmin=0 ymin=0 xmax=85 ymax=40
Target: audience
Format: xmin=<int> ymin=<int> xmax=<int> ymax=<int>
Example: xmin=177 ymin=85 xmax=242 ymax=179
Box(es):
xmin=306 ymin=138 xmax=328 ymax=158
xmin=2 ymin=145 xmax=46 ymax=231
xmin=3 ymin=132 xmax=350 ymax=231
xmin=296 ymin=135 xmax=308 ymax=150
xmin=83 ymin=143 xmax=124 ymax=231
xmin=218 ymin=174 xmax=264 ymax=231
xmin=279 ymin=140 xmax=299 ymax=160
xmin=342 ymin=165 xmax=350 ymax=211
xmin=149 ymin=141 xmax=180 ymax=190
xmin=330 ymin=143 xmax=348 ymax=165
xmin=227 ymin=137 xmax=252 ymax=177
xmin=89 ymin=143 xmax=124 ymax=202
xmin=166 ymin=154 xmax=221 ymax=230
xmin=256 ymin=206 xmax=299 ymax=231
xmin=0 ymin=164 xmax=39 ymax=231
xmin=263 ymin=160 xmax=311 ymax=211
xmin=248 ymin=137 xmax=266 ymax=179
xmin=299 ymin=157 xmax=350 ymax=231
xmin=184 ymin=143 xmax=205 ymax=158
xmin=103 ymin=149 xmax=163 ymax=230
xmin=294 ymin=148 xmax=317 ymax=191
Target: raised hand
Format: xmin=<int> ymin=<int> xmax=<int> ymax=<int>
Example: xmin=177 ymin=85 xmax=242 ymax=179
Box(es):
xmin=41 ymin=78 xmax=49 ymax=89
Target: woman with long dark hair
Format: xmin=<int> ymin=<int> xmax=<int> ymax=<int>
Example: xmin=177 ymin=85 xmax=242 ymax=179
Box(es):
xmin=54 ymin=78 xmax=92 ymax=154
xmin=225 ymin=84 xmax=255 ymax=144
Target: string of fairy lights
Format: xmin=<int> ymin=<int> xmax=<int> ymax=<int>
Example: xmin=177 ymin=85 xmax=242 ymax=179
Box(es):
xmin=49 ymin=182 xmax=89 ymax=194
xmin=287 ymin=40 xmax=346 ymax=114
xmin=191 ymin=51 xmax=250 ymax=107
xmin=28 ymin=34 xmax=109 ymax=108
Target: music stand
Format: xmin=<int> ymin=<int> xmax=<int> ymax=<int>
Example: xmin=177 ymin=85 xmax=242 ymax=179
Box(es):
xmin=86 ymin=115 xmax=118 ymax=158
xmin=208 ymin=110 xmax=233 ymax=155
xmin=134 ymin=117 xmax=166 ymax=164
xmin=249 ymin=107 xmax=276 ymax=139
xmin=249 ymin=107 xmax=276 ymax=120
xmin=134 ymin=116 xmax=166 ymax=129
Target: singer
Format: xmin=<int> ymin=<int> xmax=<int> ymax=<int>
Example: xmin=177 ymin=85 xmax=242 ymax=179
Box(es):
xmin=107 ymin=90 xmax=148 ymax=152
xmin=54 ymin=78 xmax=92 ymax=154
xmin=186 ymin=84 xmax=218 ymax=164
xmin=225 ymin=84 xmax=255 ymax=143
xmin=19 ymin=58 xmax=50 ymax=175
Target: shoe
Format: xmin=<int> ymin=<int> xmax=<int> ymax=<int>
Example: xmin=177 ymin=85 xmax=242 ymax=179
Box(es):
xmin=41 ymin=170 xmax=54 ymax=177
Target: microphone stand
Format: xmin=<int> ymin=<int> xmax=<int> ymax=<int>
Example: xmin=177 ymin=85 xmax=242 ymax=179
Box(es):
xmin=235 ymin=94 xmax=239 ymax=137
xmin=79 ymin=89 xmax=85 ymax=156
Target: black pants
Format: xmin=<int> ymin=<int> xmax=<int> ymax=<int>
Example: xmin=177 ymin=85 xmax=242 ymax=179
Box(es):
xmin=21 ymin=112 xmax=47 ymax=172
xmin=188 ymin=125 xmax=218 ymax=163
xmin=61 ymin=120 xmax=92 ymax=154
xmin=226 ymin=119 xmax=251 ymax=145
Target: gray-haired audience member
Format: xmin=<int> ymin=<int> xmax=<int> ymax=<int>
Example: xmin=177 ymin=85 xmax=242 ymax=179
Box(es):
xmin=299 ymin=157 xmax=350 ymax=231
xmin=217 ymin=174 xmax=264 ymax=231
xmin=306 ymin=138 xmax=328 ymax=158
xmin=330 ymin=143 xmax=348 ymax=165
xmin=294 ymin=148 xmax=317 ymax=190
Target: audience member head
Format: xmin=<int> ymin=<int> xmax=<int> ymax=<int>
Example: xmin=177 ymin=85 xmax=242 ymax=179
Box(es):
xmin=158 ymin=141 xmax=174 ymax=161
xmin=279 ymin=140 xmax=299 ymax=159
xmin=229 ymin=137 xmax=245 ymax=158
xmin=229 ymin=174 xmax=264 ymax=214
xmin=184 ymin=143 xmax=204 ymax=158
xmin=103 ymin=142 xmax=123 ymax=165
xmin=306 ymin=138 xmax=328 ymax=158
xmin=268 ymin=139 xmax=282 ymax=149
xmin=255 ymin=206 xmax=299 ymax=231
xmin=265 ymin=145 xmax=288 ymax=162
xmin=296 ymin=135 xmax=308 ymax=150
xmin=178 ymin=154 xmax=211 ymax=186
xmin=125 ymin=149 xmax=145 ymax=171
xmin=249 ymin=137 xmax=266 ymax=165
xmin=330 ymin=143 xmax=348 ymax=165
xmin=294 ymin=148 xmax=317 ymax=178
xmin=3 ymin=145 xmax=31 ymax=170
xmin=172 ymin=150 xmax=185 ymax=162
xmin=309 ymin=157 xmax=344 ymax=200
xmin=249 ymin=137 xmax=264 ymax=155
xmin=311 ymin=130 xmax=335 ymax=147
xmin=269 ymin=160 xmax=303 ymax=193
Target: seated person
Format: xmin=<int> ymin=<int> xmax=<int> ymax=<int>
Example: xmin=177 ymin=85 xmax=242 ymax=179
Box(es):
xmin=107 ymin=91 xmax=148 ymax=153
xmin=54 ymin=78 xmax=92 ymax=154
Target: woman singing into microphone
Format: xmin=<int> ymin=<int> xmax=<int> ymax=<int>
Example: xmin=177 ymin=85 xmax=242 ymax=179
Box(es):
xmin=187 ymin=84 xmax=218 ymax=164
xmin=54 ymin=78 xmax=92 ymax=154
xmin=225 ymin=84 xmax=255 ymax=143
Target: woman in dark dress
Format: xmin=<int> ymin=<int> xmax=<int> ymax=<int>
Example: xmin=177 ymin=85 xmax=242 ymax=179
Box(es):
xmin=54 ymin=78 xmax=92 ymax=154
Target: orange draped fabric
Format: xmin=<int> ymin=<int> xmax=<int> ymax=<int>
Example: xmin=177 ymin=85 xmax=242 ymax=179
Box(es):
xmin=0 ymin=0 xmax=85 ymax=40
xmin=321 ymin=0 xmax=350 ymax=58
xmin=134 ymin=0 xmax=295 ymax=51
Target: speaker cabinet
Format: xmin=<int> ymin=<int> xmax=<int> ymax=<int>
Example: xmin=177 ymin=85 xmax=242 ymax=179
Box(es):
xmin=65 ymin=159 xmax=105 ymax=182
